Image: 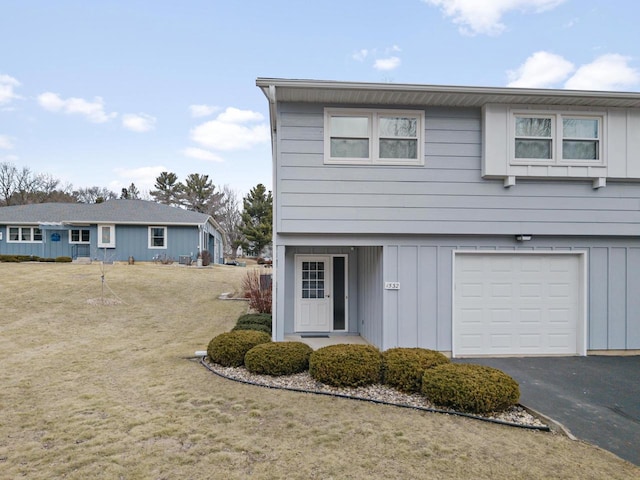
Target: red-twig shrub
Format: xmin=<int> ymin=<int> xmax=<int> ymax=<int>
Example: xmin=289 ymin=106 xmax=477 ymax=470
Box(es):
xmin=242 ymin=269 xmax=272 ymax=313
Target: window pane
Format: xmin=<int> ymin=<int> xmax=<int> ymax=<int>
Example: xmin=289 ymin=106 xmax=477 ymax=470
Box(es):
xmin=379 ymin=117 xmax=417 ymax=137
xmin=380 ymin=139 xmax=418 ymax=159
xmin=563 ymin=140 xmax=599 ymax=160
xmin=71 ymin=230 xmax=79 ymax=242
xmin=330 ymin=116 xmax=368 ymax=137
xmin=34 ymin=228 xmax=42 ymax=241
xmin=9 ymin=227 xmax=19 ymax=241
xmin=101 ymin=227 xmax=111 ymax=244
xmin=516 ymin=117 xmax=552 ymax=137
xmin=330 ymin=138 xmax=369 ymax=158
xmin=21 ymin=228 xmax=31 ymax=241
xmin=81 ymin=230 xmax=90 ymax=242
xmin=563 ymin=118 xmax=598 ymax=139
xmin=515 ymin=139 xmax=552 ymax=159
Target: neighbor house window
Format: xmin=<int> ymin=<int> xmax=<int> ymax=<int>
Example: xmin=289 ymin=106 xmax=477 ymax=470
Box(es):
xmin=149 ymin=226 xmax=167 ymax=248
xmin=97 ymin=224 xmax=116 ymax=248
xmin=69 ymin=229 xmax=90 ymax=244
xmin=324 ymin=108 xmax=424 ymax=165
xmin=513 ymin=112 xmax=602 ymax=165
xmin=7 ymin=226 xmax=43 ymax=243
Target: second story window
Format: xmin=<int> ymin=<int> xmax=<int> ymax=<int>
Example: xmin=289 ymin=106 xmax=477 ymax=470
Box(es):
xmin=325 ymin=108 xmax=424 ymax=166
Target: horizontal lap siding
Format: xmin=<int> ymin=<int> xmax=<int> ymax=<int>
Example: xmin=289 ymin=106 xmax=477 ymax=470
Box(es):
xmin=276 ymin=103 xmax=640 ymax=236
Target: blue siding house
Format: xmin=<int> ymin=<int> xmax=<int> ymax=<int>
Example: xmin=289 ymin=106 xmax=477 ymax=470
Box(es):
xmin=257 ymin=78 xmax=640 ymax=357
xmin=0 ymin=199 xmax=225 ymax=264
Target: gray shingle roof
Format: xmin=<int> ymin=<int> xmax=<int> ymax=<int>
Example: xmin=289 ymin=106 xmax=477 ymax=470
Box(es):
xmin=0 ymin=199 xmax=214 ymax=226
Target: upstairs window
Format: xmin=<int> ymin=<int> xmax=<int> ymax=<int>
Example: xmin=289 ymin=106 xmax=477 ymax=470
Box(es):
xmin=325 ymin=108 xmax=424 ymax=165
xmin=513 ymin=112 xmax=603 ymax=165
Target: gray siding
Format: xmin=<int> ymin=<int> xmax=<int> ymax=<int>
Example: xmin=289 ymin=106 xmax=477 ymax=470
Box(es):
xmin=276 ymin=103 xmax=640 ymax=236
xmin=357 ymin=246 xmax=383 ymax=347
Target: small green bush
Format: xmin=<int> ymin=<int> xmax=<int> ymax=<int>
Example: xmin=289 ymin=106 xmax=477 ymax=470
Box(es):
xmin=55 ymin=256 xmax=73 ymax=263
xmin=38 ymin=257 xmax=56 ymax=262
xmin=236 ymin=313 xmax=272 ymax=328
xmin=207 ymin=330 xmax=271 ymax=367
xmin=421 ymin=363 xmax=520 ymax=414
xmin=309 ymin=344 xmax=382 ymax=388
xmin=245 ymin=342 xmax=313 ymax=376
xmin=382 ymin=348 xmax=450 ymax=393
xmin=0 ymin=255 xmax=20 ymax=262
xmin=231 ymin=323 xmax=271 ymax=335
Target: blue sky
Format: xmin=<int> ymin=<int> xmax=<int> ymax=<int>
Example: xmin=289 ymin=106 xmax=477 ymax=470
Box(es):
xmin=1 ymin=0 xmax=639 ymax=198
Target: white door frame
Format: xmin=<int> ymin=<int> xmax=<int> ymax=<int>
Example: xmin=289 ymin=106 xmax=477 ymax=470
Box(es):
xmin=294 ymin=254 xmax=348 ymax=333
xmin=451 ymin=250 xmax=587 ymax=357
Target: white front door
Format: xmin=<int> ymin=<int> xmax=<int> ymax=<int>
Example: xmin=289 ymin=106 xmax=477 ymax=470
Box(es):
xmin=295 ymin=256 xmax=333 ymax=332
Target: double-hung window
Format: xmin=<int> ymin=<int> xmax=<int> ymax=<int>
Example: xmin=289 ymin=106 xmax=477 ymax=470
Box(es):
xmin=513 ymin=112 xmax=602 ymax=165
xmin=69 ymin=229 xmax=90 ymax=244
xmin=7 ymin=226 xmax=42 ymax=243
xmin=325 ymin=108 xmax=424 ymax=165
xmin=149 ymin=226 xmax=167 ymax=249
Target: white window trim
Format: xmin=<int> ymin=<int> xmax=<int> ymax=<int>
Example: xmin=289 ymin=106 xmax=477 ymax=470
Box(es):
xmin=148 ymin=226 xmax=167 ymax=249
xmin=68 ymin=228 xmax=91 ymax=244
xmin=324 ymin=108 xmax=424 ymax=166
xmin=510 ymin=109 xmax=605 ymax=167
xmin=6 ymin=226 xmax=43 ymax=243
xmin=97 ymin=224 xmax=116 ymax=248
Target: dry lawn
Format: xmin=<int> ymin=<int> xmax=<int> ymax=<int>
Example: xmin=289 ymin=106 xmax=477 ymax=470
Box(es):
xmin=0 ymin=262 xmax=638 ymax=480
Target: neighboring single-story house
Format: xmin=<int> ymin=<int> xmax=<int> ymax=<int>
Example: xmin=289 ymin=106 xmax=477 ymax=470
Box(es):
xmin=0 ymin=199 xmax=225 ymax=264
xmin=257 ymin=77 xmax=640 ymax=357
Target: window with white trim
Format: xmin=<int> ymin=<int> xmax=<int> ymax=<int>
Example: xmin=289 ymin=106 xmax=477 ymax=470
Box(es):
xmin=324 ymin=108 xmax=424 ymax=165
xmin=69 ymin=229 xmax=90 ymax=244
xmin=98 ymin=224 xmax=116 ymax=248
xmin=148 ymin=226 xmax=167 ymax=249
xmin=7 ymin=226 xmax=42 ymax=243
xmin=512 ymin=112 xmax=603 ymax=165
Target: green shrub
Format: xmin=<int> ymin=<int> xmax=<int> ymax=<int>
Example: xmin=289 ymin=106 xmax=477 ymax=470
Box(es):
xmin=231 ymin=323 xmax=271 ymax=335
xmin=245 ymin=342 xmax=313 ymax=376
xmin=207 ymin=330 xmax=271 ymax=367
xmin=55 ymin=256 xmax=73 ymax=263
xmin=382 ymin=348 xmax=450 ymax=393
xmin=309 ymin=344 xmax=382 ymax=388
xmin=236 ymin=313 xmax=272 ymax=329
xmin=38 ymin=257 xmax=56 ymax=262
xmin=0 ymin=255 xmax=20 ymax=262
xmin=421 ymin=363 xmax=520 ymax=414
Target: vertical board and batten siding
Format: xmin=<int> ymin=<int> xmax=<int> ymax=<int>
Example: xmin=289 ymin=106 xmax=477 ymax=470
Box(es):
xmin=379 ymin=238 xmax=640 ymax=351
xmin=276 ymin=102 xmax=640 ymax=236
xmin=357 ymin=246 xmax=383 ymax=347
xmin=114 ymin=225 xmax=201 ymax=262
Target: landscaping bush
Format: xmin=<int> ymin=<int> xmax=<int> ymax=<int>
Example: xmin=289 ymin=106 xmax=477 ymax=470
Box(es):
xmin=382 ymin=348 xmax=450 ymax=393
xmin=421 ymin=363 xmax=520 ymax=414
xmin=200 ymin=250 xmax=211 ymax=266
xmin=38 ymin=257 xmax=56 ymax=262
xmin=241 ymin=269 xmax=272 ymax=313
xmin=236 ymin=313 xmax=272 ymax=329
xmin=309 ymin=344 xmax=382 ymax=388
xmin=55 ymin=256 xmax=73 ymax=263
xmin=0 ymin=255 xmax=20 ymax=262
xmin=207 ymin=330 xmax=271 ymax=367
xmin=245 ymin=342 xmax=313 ymax=376
xmin=231 ymin=323 xmax=271 ymax=335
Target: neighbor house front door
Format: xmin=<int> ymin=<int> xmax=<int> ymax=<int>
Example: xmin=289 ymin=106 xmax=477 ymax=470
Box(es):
xmin=295 ymin=255 xmax=348 ymax=333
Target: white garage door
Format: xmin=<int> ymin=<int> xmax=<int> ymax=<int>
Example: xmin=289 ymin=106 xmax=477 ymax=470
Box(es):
xmin=453 ymin=253 xmax=584 ymax=357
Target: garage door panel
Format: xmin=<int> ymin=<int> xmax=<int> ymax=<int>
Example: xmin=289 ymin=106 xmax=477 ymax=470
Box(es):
xmin=454 ymin=253 xmax=581 ymax=356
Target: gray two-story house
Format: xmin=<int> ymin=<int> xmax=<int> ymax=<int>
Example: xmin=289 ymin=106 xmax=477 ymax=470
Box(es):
xmin=257 ymin=78 xmax=640 ymax=357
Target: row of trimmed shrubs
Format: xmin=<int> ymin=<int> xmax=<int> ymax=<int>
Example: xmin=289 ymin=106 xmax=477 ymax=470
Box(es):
xmin=207 ymin=324 xmax=520 ymax=414
xmin=0 ymin=254 xmax=72 ymax=263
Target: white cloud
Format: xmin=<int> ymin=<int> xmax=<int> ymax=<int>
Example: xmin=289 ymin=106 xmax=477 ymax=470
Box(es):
xmin=182 ymin=147 xmax=224 ymax=162
xmin=507 ymin=51 xmax=575 ymax=88
xmin=190 ymin=107 xmax=269 ymax=151
xmin=352 ymin=49 xmax=369 ymax=62
xmin=113 ymin=165 xmax=167 ymax=191
xmin=37 ymin=92 xmax=117 ymax=123
xmin=0 ymin=74 xmax=21 ymax=104
xmin=424 ymin=0 xmax=566 ymax=36
xmin=122 ymin=113 xmax=156 ymax=132
xmin=374 ymin=56 xmax=401 ymax=71
xmin=0 ymin=134 xmax=14 ymax=149
xmin=189 ymin=104 xmax=219 ymax=118
xmin=564 ymin=54 xmax=640 ymax=91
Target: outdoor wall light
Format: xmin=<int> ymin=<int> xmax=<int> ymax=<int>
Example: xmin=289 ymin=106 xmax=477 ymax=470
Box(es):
xmin=516 ymin=235 xmax=532 ymax=242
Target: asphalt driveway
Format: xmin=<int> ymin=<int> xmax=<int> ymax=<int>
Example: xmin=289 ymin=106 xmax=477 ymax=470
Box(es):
xmin=457 ymin=356 xmax=640 ymax=466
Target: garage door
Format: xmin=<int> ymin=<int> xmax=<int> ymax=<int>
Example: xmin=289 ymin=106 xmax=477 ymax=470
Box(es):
xmin=453 ymin=253 xmax=584 ymax=357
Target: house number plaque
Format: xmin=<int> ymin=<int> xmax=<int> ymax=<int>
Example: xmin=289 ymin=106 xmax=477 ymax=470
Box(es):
xmin=384 ymin=282 xmax=400 ymax=290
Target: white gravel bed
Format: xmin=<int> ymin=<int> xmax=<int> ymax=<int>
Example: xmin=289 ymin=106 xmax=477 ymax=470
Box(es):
xmin=203 ymin=360 xmax=548 ymax=429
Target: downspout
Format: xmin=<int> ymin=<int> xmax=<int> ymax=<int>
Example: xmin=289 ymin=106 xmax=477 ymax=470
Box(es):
xmin=267 ymin=84 xmax=278 ymax=342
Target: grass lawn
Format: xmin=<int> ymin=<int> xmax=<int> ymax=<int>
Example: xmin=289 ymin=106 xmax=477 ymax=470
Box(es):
xmin=0 ymin=262 xmax=638 ymax=479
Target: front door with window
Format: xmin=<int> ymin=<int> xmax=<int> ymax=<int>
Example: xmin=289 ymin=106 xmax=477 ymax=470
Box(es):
xmin=295 ymin=255 xmax=347 ymax=333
